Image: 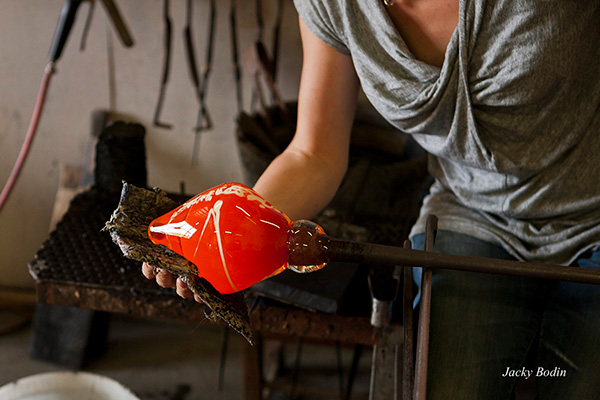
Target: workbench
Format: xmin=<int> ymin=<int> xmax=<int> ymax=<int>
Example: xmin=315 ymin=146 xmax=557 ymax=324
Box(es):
xmin=28 ymin=186 xmax=406 ymax=399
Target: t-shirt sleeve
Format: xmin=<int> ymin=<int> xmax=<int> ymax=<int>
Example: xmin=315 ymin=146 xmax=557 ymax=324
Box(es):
xmin=293 ymin=0 xmax=350 ymax=55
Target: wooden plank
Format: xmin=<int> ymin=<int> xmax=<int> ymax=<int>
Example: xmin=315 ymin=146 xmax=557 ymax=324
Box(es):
xmin=48 ymin=164 xmax=86 ymax=232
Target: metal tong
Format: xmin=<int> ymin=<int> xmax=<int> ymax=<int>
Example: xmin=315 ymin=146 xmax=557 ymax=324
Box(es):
xmin=185 ymin=0 xmax=216 ymax=165
xmin=152 ymin=0 xmax=216 ymax=165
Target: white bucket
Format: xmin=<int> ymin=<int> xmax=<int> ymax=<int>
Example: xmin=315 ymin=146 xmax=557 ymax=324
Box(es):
xmin=0 ymin=371 xmax=140 ymax=400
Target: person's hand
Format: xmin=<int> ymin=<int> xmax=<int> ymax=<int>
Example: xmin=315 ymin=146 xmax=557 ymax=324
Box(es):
xmin=141 ymin=262 xmax=202 ymax=301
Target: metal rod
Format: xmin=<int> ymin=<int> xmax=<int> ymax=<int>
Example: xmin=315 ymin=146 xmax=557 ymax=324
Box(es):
xmin=308 ymin=236 xmax=600 ymax=286
xmin=414 ymin=216 xmax=436 ymax=400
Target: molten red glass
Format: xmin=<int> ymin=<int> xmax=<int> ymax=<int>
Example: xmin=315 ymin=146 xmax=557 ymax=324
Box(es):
xmin=148 ymin=182 xmax=324 ymax=294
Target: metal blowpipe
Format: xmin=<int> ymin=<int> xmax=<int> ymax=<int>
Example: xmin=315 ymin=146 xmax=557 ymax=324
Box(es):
xmin=287 ymin=226 xmax=600 ymax=285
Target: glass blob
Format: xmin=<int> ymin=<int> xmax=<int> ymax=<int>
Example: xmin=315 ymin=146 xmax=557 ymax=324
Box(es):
xmin=288 ymin=220 xmax=328 ymax=273
xmin=148 ymin=182 xmax=292 ymax=294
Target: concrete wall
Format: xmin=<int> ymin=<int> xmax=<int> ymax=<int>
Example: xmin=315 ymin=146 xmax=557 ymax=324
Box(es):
xmin=0 ymin=0 xmax=303 ymax=288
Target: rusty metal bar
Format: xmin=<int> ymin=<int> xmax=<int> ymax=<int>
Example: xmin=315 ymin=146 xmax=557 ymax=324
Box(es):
xmin=369 ymin=327 xmax=404 ymax=400
xmin=402 ymin=240 xmax=414 ymax=400
xmin=414 ymin=215 xmax=437 ymax=400
xmin=367 ymin=261 xmax=402 ymax=399
xmin=249 ymin=304 xmax=387 ymax=347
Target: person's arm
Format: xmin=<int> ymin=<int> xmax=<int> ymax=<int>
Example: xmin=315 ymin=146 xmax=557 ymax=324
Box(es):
xmin=143 ymin=17 xmax=360 ymax=297
xmin=253 ymin=17 xmax=360 ymax=220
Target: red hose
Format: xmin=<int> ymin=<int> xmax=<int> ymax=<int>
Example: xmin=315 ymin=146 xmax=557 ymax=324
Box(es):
xmin=0 ymin=62 xmax=55 ymax=213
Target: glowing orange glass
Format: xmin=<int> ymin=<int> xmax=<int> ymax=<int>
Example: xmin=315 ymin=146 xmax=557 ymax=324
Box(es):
xmin=148 ymin=182 xmax=325 ymax=294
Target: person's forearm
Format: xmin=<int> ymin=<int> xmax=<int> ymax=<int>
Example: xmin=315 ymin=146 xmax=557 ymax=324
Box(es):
xmin=253 ymin=17 xmax=359 ymax=222
xmin=253 ymin=144 xmax=347 ymax=221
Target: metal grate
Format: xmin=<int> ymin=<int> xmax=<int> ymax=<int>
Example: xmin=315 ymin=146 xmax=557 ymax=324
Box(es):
xmin=29 ymin=188 xmax=163 ymax=294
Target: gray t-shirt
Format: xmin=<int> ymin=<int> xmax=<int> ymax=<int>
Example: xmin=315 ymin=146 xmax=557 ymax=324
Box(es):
xmin=294 ymin=0 xmax=600 ymax=264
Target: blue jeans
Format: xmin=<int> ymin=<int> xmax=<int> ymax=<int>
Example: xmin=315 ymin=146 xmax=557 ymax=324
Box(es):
xmin=411 ymin=231 xmax=600 ymax=400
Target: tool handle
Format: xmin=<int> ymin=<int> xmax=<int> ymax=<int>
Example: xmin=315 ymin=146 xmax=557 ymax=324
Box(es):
xmin=99 ymin=0 xmax=134 ymax=47
xmin=49 ymin=0 xmax=83 ymax=62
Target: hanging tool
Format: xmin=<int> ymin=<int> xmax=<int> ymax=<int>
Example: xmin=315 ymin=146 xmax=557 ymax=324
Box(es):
xmin=243 ymin=40 xmax=292 ymax=132
xmin=255 ymin=0 xmax=265 ymax=43
xmin=99 ymin=0 xmax=134 ymax=47
xmin=80 ymin=0 xmax=132 ymax=111
xmin=249 ymin=0 xmax=264 ymax=113
xmin=244 ymin=0 xmax=288 ymax=120
xmin=152 ymin=0 xmax=173 ymax=129
xmin=271 ymin=0 xmax=284 ymax=83
xmin=50 ymin=0 xmax=133 ymax=62
xmin=249 ymin=0 xmax=285 ymax=113
xmin=154 ymin=0 xmax=216 ymax=164
xmin=183 ymin=0 xmax=216 ymax=165
xmin=0 ymin=0 xmax=133 ymax=213
xmin=79 ymin=0 xmax=96 ymax=51
xmin=49 ymin=0 xmax=85 ymax=63
xmin=229 ymin=0 xmax=243 ymax=114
